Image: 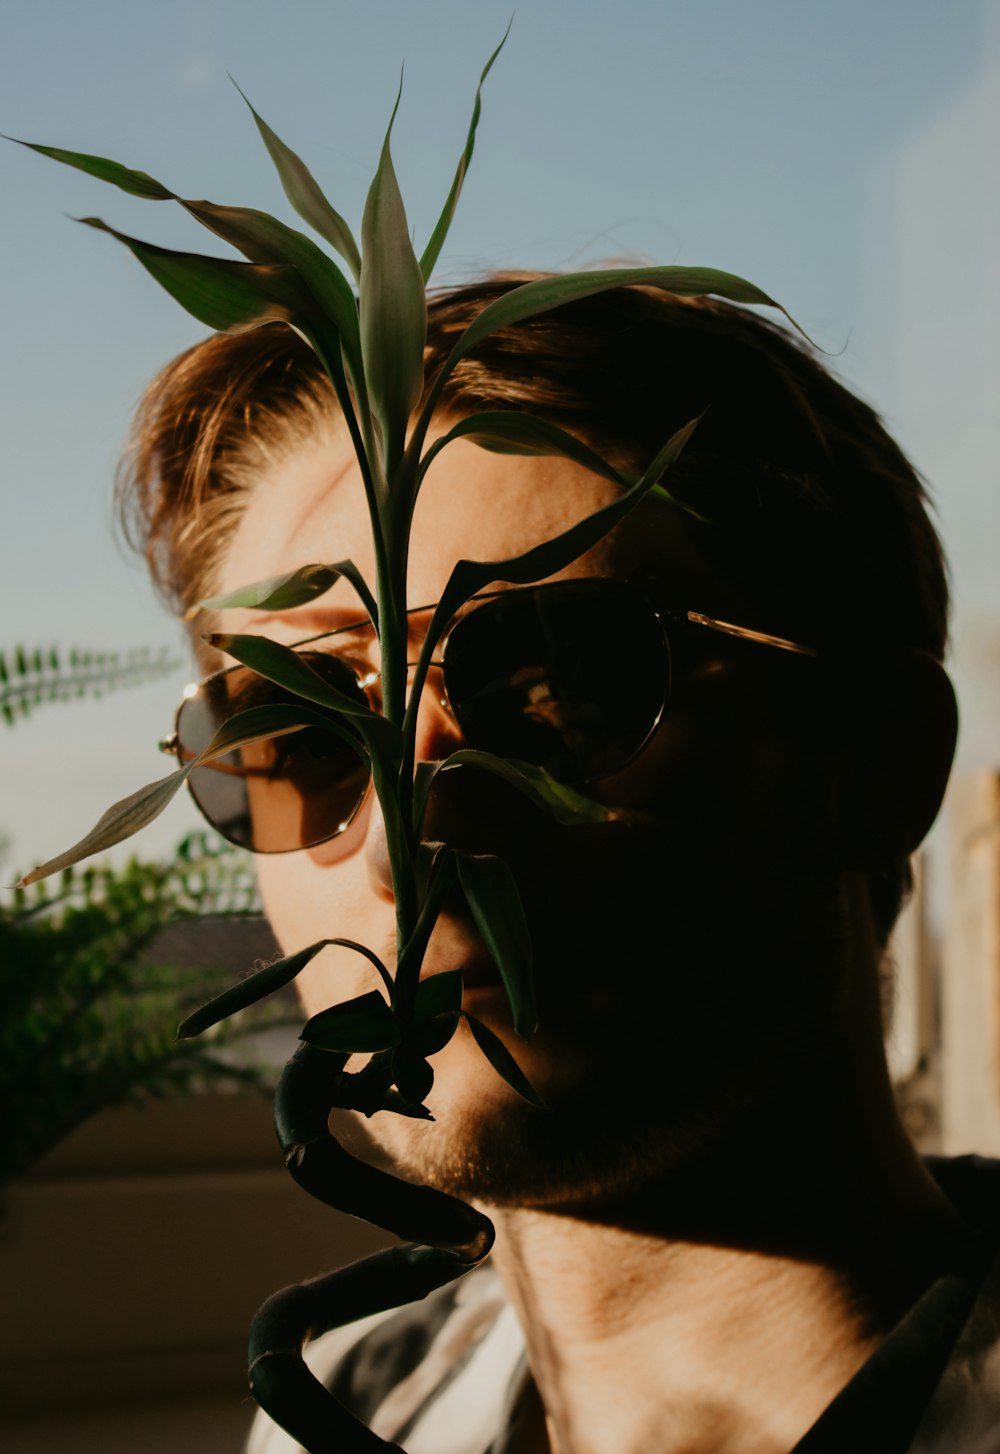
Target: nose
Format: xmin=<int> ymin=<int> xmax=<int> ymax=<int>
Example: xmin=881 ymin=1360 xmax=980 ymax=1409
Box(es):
xmin=363 ymin=671 xmax=467 ymax=902
xmin=410 ymin=667 xmax=547 ymax=864
xmin=409 ymin=668 xmax=466 ymax=767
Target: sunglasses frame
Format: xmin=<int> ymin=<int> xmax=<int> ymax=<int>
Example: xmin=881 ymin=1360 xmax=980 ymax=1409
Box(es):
xmin=160 ymin=577 xmax=818 ymax=853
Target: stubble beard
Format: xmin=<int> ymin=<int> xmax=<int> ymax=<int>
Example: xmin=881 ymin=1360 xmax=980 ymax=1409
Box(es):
xmin=358 ymin=886 xmax=850 ymax=1214
xmin=355 ymin=1011 xmax=792 ymax=1212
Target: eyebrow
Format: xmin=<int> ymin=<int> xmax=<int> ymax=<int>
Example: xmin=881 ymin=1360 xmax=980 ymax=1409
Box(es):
xmin=246 ymin=605 xmax=377 ymax=634
xmin=245 ymin=586 xmax=532 ymax=646
xmin=246 ymin=601 xmax=441 ymax=649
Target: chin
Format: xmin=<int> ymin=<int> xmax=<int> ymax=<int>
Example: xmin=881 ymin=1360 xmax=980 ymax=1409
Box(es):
xmin=355 ymin=1016 xmax=750 ymax=1212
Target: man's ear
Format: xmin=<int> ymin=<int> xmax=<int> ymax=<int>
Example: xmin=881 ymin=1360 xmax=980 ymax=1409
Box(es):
xmin=835 ymin=650 xmax=958 ymax=872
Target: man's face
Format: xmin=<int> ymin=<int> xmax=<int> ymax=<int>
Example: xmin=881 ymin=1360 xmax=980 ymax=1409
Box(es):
xmin=216 ymin=419 xmax=841 ymax=1208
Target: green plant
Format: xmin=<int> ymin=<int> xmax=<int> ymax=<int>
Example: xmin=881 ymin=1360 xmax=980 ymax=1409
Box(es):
xmin=1 ymin=832 xmax=292 ymax=1184
xmin=1 ymin=643 xmax=178 ymax=725
xmin=10 ymin=34 xmax=799 ymax=1451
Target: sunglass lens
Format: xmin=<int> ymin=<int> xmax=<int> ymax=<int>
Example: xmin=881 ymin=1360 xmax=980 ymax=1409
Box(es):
xmin=443 ymin=580 xmax=668 ymax=782
xmin=177 ymin=654 xmax=371 ymax=851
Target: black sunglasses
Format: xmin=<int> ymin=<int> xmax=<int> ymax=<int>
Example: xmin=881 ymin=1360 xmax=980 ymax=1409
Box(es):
xmin=160 ymin=577 xmax=817 ymax=854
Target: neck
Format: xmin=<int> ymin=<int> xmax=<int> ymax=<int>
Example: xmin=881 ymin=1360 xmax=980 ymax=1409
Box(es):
xmin=484 ymin=906 xmax=968 ymax=1454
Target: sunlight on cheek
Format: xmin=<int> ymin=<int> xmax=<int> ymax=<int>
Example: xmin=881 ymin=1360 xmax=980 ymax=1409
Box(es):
xmin=305 ymin=792 xmax=373 ymax=868
xmin=256 ymin=855 xmax=386 ymax=1022
xmin=291 ymin=943 xmax=379 ymax=1021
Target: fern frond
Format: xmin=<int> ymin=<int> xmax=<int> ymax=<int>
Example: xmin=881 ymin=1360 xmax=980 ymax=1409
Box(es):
xmin=0 ymin=644 xmax=180 ymax=726
xmin=1 ymin=833 xmax=282 ymax=1183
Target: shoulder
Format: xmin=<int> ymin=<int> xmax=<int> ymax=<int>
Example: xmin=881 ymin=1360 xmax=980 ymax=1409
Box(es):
xmin=926 ymin=1154 xmax=1000 ymax=1230
xmin=246 ymin=1262 xmax=523 ymax=1454
xmin=908 ymin=1155 xmax=1000 ymax=1451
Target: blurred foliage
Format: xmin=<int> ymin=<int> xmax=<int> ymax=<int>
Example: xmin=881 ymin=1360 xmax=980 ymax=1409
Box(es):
xmin=0 ymin=831 xmax=294 ymax=1184
xmin=0 ymin=643 xmax=179 ymax=726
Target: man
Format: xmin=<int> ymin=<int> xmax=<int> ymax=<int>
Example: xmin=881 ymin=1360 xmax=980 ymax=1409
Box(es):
xmin=124 ymin=280 xmax=998 ymax=1452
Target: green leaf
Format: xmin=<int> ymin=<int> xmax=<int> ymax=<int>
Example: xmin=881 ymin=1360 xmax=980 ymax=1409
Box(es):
xmin=393 ymin=849 xmax=458 ymax=999
xmin=419 ymin=23 xmax=510 ymax=282
xmin=9 ymin=134 xmax=356 ymax=338
xmin=207 ymin=633 xmax=380 ymax=723
xmin=403 ymin=412 xmax=695 ymax=761
xmin=301 ymin=990 xmax=401 ymax=1053
xmin=18 ymin=701 xmax=362 ymax=889
xmin=415 ymin=266 xmax=806 ymax=448
xmin=456 ymin=412 xmax=696 ymax=587
xmin=174 ymin=200 xmax=368 ymax=463
xmin=391 ymin=1045 xmax=434 ymax=1104
xmin=207 ymin=633 xmax=402 ymax=791
xmin=201 ymin=700 xmax=366 ymax=762
xmin=456 ymin=851 xmax=536 ymax=1037
xmin=319 ymin=938 xmax=395 ymax=999
xmin=408 ymin=1013 xmax=461 ymax=1060
xmin=191 ymin=559 xmax=378 ymax=633
xmin=76 ymin=217 xmax=307 ymax=334
xmin=378 ymin=1088 xmax=435 ymax=1120
xmin=16 ymin=770 xmax=188 ymax=887
xmin=451 ymin=265 xmax=801 ymax=361
xmin=413 ymin=968 xmax=464 ymax=1023
xmin=360 ymin=82 xmax=427 ymax=463
xmin=179 ymin=942 xmax=323 ymax=1038
xmin=412 ymin=760 xmax=440 ymax=836
xmin=404 ymin=416 xmax=697 ymax=732
xmin=464 ymin=1013 xmax=546 ymax=1108
xmin=178 ymin=935 xmax=392 ymax=1038
xmin=404 ymin=972 xmax=462 ymax=1055
xmin=232 ymin=79 xmax=362 ymax=280
xmin=414 ymin=838 xmax=447 ymax=896
xmin=439 ymin=752 xmax=613 ymax=826
xmin=418 ymin=410 xmax=631 ymax=496
xmin=177 ymin=200 xmax=361 ymax=360
xmin=5 ymin=136 xmax=173 ymax=198
xmin=190 ymin=562 xmax=340 ymax=615
xmin=10 ymin=135 xmax=364 ymax=406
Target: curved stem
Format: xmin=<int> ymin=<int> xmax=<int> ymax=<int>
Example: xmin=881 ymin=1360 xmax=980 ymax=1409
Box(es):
xmin=276 ymin=1042 xmax=493 ymax=1252
xmin=248 ymin=1043 xmax=495 ymax=1452
xmin=249 ymin=1246 xmax=480 ymax=1454
xmin=368 ymin=529 xmax=419 ymax=958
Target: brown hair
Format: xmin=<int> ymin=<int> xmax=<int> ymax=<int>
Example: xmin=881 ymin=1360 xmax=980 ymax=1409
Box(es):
xmin=117 ymin=273 xmax=950 ymax=939
xmin=117 ymin=328 xmax=336 ymax=627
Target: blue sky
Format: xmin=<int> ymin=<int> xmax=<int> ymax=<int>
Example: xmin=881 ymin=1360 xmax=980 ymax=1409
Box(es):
xmin=1 ymin=0 xmax=997 ymax=875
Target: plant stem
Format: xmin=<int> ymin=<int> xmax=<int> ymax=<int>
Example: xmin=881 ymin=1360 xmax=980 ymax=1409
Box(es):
xmin=370 ymin=526 xmax=421 ymax=988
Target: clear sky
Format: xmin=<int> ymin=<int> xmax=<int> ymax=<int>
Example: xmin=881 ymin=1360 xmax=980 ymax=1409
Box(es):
xmin=1 ymin=0 xmax=997 ymax=878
